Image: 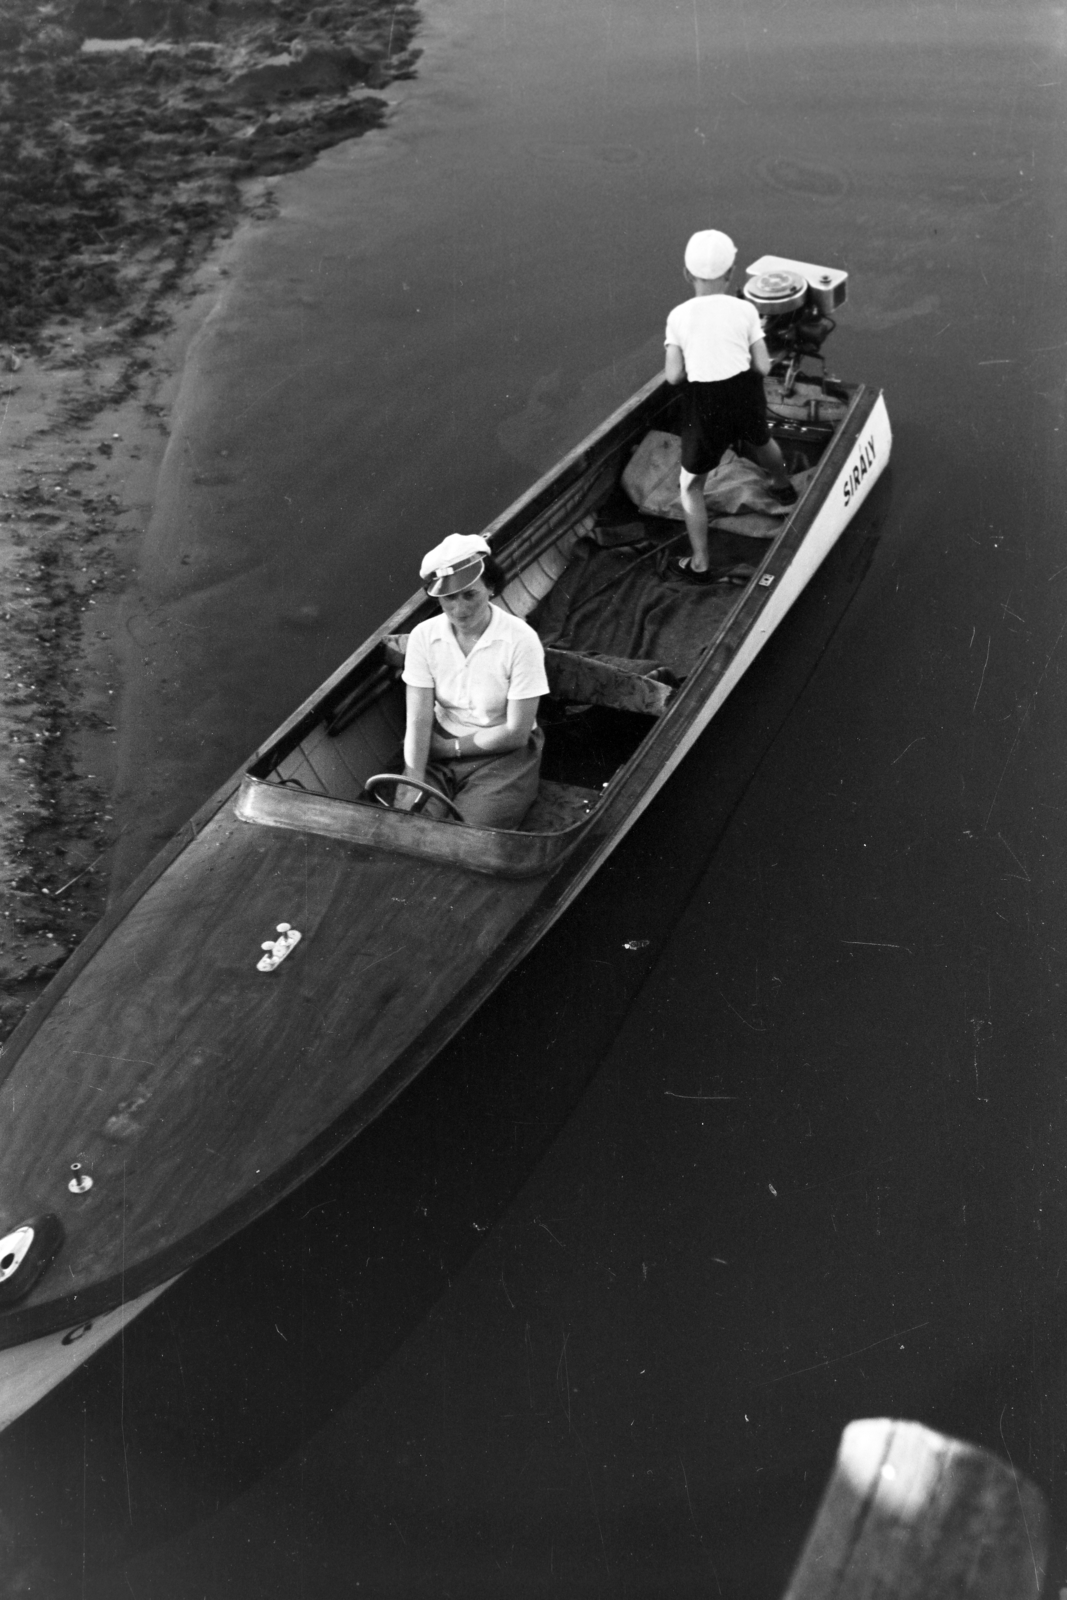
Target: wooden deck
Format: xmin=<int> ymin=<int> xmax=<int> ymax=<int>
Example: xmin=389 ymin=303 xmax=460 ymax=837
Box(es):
xmin=0 ymin=800 xmax=549 ymax=1336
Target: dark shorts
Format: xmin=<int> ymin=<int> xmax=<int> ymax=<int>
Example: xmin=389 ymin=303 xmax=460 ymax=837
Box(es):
xmin=679 ymin=368 xmax=771 ymax=475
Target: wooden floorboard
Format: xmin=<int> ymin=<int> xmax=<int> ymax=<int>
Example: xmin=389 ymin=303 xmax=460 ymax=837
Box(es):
xmin=331 ymin=697 xmax=405 ymax=776
xmin=274 ymin=747 xmax=328 ymax=794
xmin=280 ymin=696 xmax=404 ymax=799
xmin=297 ymin=725 xmax=367 ymax=802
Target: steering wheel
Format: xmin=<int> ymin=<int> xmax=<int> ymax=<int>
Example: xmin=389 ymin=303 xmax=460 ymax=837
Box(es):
xmin=364 ymin=773 xmax=463 ymax=821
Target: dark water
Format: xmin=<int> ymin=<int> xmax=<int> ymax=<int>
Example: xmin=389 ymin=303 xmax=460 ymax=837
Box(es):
xmin=3 ymin=0 xmax=1067 ymax=1593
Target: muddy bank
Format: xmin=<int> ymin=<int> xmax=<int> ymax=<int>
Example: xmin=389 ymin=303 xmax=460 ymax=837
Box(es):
xmin=0 ymin=0 xmax=421 ymax=1039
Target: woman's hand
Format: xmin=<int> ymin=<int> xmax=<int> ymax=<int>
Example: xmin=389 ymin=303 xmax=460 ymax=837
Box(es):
xmin=393 ymin=773 xmax=423 ymax=811
xmin=426 ymin=700 xmax=537 ymax=762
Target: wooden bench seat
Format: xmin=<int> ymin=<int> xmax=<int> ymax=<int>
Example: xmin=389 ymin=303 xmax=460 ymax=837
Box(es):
xmin=381 ymin=634 xmax=675 ymax=717
xmin=543 ymin=647 xmax=675 ymax=717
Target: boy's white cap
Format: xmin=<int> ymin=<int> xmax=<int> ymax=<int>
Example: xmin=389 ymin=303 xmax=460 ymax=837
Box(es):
xmin=420 ymin=533 xmax=491 ymax=597
xmin=684 ymin=229 xmax=737 ymax=281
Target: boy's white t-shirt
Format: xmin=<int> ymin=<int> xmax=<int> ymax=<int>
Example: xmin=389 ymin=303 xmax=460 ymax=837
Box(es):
xmin=664 ymin=295 xmax=764 ymax=382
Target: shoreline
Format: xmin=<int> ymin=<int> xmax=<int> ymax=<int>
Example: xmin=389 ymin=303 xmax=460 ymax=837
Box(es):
xmin=0 ymin=0 xmax=422 ymax=1039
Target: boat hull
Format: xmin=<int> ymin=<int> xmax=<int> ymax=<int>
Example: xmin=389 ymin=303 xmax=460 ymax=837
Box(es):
xmin=0 ymin=373 xmax=890 ymax=1430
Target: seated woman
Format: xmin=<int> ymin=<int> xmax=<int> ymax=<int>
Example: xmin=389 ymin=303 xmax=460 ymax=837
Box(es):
xmin=398 ymin=533 xmax=550 ymax=829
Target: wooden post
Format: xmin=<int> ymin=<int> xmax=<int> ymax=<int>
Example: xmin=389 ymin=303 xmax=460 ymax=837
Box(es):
xmin=782 ymin=1418 xmax=1048 ymax=1600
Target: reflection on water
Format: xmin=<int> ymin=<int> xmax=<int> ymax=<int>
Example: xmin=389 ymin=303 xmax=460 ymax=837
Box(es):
xmin=495 ymin=341 xmax=662 ymax=468
xmin=3 ymin=0 xmax=1066 ymax=1592
xmin=528 ymin=143 xmax=646 ymax=167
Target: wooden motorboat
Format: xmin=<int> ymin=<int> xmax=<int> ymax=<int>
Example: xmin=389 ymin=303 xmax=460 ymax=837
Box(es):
xmin=0 ymin=255 xmax=890 ymax=1428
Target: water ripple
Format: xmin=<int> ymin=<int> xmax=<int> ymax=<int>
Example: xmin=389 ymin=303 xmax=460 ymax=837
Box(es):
xmin=755 ymin=154 xmax=851 ymax=202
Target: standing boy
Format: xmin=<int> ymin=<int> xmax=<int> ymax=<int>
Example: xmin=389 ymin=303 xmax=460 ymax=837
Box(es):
xmin=664 ymin=229 xmax=796 ymax=583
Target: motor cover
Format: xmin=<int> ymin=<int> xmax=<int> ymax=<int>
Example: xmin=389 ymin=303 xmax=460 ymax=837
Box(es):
xmin=745 ymin=254 xmax=848 ymax=316
xmin=742 ymin=268 xmax=808 ymax=317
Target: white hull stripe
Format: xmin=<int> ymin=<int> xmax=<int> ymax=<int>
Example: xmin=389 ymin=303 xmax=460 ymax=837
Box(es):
xmin=0 ymin=1276 xmax=180 ymax=1432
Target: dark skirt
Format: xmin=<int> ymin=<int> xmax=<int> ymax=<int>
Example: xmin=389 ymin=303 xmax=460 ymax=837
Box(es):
xmin=422 ymin=726 xmax=545 ymax=830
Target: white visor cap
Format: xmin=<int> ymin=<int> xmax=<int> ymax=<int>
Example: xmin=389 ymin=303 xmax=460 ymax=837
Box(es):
xmin=683 ymin=229 xmax=737 ymax=282
xmin=420 ymin=533 xmax=492 ymax=597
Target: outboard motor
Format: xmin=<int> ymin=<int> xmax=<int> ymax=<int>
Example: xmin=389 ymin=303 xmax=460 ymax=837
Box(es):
xmin=742 ymin=255 xmax=848 ymax=385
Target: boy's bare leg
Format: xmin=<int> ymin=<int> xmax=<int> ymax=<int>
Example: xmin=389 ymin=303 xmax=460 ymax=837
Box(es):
xmin=753 ymin=438 xmax=792 ymax=488
xmin=679 ymin=468 xmax=710 ymax=570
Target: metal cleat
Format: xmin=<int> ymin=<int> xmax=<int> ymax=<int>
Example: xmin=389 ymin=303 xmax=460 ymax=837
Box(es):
xmin=257 ymin=923 xmax=302 ymax=972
